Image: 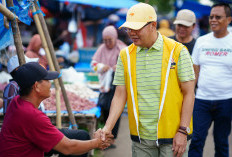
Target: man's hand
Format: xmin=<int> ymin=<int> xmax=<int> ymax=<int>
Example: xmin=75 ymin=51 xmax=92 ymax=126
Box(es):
xmin=94 ymin=128 xmax=114 ymax=150
xmin=113 ymin=65 xmax=117 ymax=72
xmin=172 ymin=132 xmax=187 ymax=157
xmin=101 ymin=126 xmax=114 ymax=142
xmin=102 ymin=65 xmax=110 ymax=73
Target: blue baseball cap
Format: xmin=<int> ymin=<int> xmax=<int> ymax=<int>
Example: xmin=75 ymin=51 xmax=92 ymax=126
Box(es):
xmin=14 ymin=62 xmax=59 ymax=89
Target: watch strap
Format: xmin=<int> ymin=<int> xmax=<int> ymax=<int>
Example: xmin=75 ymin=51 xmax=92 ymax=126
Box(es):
xmin=178 ymin=130 xmax=188 ymax=136
xmin=179 ymin=126 xmax=188 ymax=134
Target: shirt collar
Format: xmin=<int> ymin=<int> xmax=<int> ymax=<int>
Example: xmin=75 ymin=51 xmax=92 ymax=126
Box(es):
xmin=137 ymin=32 xmax=163 ymax=53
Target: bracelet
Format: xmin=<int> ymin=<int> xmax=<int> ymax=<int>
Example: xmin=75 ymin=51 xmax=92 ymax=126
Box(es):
xmin=178 ymin=130 xmax=188 ymax=136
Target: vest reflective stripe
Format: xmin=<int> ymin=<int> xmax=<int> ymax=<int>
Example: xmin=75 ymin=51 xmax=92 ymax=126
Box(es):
xmin=156 ymin=44 xmax=176 ymax=145
xmin=126 ymin=47 xmax=141 ymax=142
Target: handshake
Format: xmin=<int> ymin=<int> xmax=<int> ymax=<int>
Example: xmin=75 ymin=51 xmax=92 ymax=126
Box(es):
xmin=93 ymin=127 xmax=114 ymax=150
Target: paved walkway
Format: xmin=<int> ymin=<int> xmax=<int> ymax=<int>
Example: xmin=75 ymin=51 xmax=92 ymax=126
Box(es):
xmin=103 ymin=115 xmax=132 ymax=157
xmin=102 ymin=115 xmax=232 ymax=157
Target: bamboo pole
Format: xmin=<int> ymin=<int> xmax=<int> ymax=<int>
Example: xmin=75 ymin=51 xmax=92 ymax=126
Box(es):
xmin=31 ymin=3 xmax=63 ymax=129
xmin=34 ymin=0 xmax=78 ymax=129
xmin=6 ymin=0 xmax=25 ymax=65
xmin=0 ymin=3 xmax=18 ymax=20
xmin=2 ymin=0 xmax=10 ymax=29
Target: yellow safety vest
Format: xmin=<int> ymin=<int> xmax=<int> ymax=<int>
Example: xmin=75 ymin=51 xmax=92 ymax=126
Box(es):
xmin=120 ymin=35 xmax=193 ymax=144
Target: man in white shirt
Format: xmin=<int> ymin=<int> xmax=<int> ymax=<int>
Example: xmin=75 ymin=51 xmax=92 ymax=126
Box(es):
xmin=189 ymin=3 xmax=232 ymax=157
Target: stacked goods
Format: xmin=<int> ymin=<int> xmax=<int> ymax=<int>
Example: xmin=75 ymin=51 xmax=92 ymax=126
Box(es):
xmin=43 ymin=89 xmax=96 ymax=111
xmin=64 ymin=83 xmax=99 ymax=99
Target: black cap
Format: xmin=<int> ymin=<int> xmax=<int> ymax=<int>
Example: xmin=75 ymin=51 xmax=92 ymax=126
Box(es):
xmin=14 ymin=62 xmax=60 ymax=89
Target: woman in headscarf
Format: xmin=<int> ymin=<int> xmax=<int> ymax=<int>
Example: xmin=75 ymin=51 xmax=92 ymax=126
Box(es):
xmin=91 ymin=25 xmax=127 ymax=147
xmin=26 ymin=34 xmax=48 ymax=68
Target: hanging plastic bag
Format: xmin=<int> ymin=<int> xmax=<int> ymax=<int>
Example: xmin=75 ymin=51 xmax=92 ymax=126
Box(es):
xmin=68 ymin=11 xmax=77 ymax=33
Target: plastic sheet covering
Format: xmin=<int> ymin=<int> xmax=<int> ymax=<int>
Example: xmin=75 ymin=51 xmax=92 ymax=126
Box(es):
xmin=43 ymin=106 xmax=101 ymax=118
xmin=12 ymin=0 xmax=32 ymax=25
xmin=0 ymin=0 xmax=33 ymax=50
xmin=0 ymin=0 xmax=32 ymax=25
xmin=0 ymin=14 xmax=13 ymax=51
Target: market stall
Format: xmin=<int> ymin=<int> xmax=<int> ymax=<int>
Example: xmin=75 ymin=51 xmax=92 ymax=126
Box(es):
xmin=0 ymin=1 xmax=102 ymax=156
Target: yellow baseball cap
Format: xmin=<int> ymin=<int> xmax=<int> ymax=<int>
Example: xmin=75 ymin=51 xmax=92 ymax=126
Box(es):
xmin=119 ymin=3 xmax=157 ymax=30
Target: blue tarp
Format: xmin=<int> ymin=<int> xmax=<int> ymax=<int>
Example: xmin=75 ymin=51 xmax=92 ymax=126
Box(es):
xmin=12 ymin=0 xmax=32 ymax=25
xmin=58 ymin=0 xmax=138 ymax=9
xmin=0 ymin=0 xmax=32 ymax=51
xmin=175 ymin=0 xmax=211 ymax=18
xmin=0 ymin=14 xmax=14 ymax=51
xmin=43 ymin=106 xmax=101 ymax=118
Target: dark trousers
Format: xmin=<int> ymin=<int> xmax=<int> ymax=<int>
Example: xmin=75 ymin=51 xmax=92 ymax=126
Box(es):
xmin=102 ymin=108 xmax=121 ymax=139
xmin=45 ymin=128 xmax=90 ymax=157
xmin=189 ymin=98 xmax=232 ymax=157
xmin=98 ymin=72 xmax=121 ymax=139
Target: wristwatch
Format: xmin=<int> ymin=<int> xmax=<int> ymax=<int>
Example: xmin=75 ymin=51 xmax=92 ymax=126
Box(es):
xmin=179 ymin=126 xmax=190 ymax=134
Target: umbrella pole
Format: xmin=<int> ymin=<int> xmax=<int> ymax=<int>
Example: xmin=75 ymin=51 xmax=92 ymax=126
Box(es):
xmin=5 ymin=0 xmax=25 ymax=65
xmin=31 ymin=3 xmax=63 ymax=129
xmin=34 ymin=0 xmax=77 ymax=129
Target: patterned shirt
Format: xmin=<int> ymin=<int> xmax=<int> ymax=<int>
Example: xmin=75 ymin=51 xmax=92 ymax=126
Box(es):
xmin=3 ymin=81 xmax=19 ymax=114
xmin=113 ymin=33 xmax=195 ymax=140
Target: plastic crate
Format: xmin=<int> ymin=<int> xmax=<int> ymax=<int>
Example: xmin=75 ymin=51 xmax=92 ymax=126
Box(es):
xmin=74 ymin=62 xmax=92 ymax=72
xmin=74 ymin=48 xmax=97 ymax=72
xmin=78 ymin=47 xmax=97 ymax=63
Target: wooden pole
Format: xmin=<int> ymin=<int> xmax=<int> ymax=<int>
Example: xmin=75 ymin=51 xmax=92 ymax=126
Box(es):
xmin=0 ymin=3 xmax=18 ymax=20
xmin=6 ymin=0 xmax=25 ymax=65
xmin=34 ymin=0 xmax=78 ymax=129
xmin=1 ymin=0 xmax=10 ymax=29
xmin=31 ymin=3 xmax=63 ymax=129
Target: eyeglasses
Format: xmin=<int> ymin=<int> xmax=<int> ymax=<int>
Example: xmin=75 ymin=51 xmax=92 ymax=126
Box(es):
xmin=103 ymin=39 xmax=113 ymax=43
xmin=124 ymin=21 xmax=153 ymax=33
xmin=209 ymin=15 xmax=227 ymax=20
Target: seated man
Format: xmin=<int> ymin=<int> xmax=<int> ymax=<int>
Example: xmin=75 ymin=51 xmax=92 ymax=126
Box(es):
xmin=3 ymin=56 xmax=102 ymax=157
xmin=3 ymin=55 xmax=38 ymax=115
xmin=0 ymin=62 xmax=113 ymax=157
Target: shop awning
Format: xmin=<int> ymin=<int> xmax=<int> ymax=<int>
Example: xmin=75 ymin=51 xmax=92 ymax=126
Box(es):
xmin=58 ymin=0 xmax=138 ymax=9
xmin=175 ymin=0 xmax=211 ymax=18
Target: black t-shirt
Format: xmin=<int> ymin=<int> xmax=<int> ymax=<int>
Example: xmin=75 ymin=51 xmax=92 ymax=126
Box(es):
xmin=170 ymin=36 xmax=196 ymax=55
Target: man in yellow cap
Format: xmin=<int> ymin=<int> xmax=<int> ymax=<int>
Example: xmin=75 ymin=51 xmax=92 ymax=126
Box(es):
xmin=101 ymin=2 xmax=195 ymax=157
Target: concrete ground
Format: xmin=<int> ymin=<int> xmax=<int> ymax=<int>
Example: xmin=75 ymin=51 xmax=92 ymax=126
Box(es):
xmin=101 ymin=115 xmax=232 ymax=157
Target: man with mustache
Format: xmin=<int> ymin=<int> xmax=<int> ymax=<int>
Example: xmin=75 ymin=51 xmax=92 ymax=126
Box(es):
xmin=189 ymin=3 xmax=232 ymax=157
